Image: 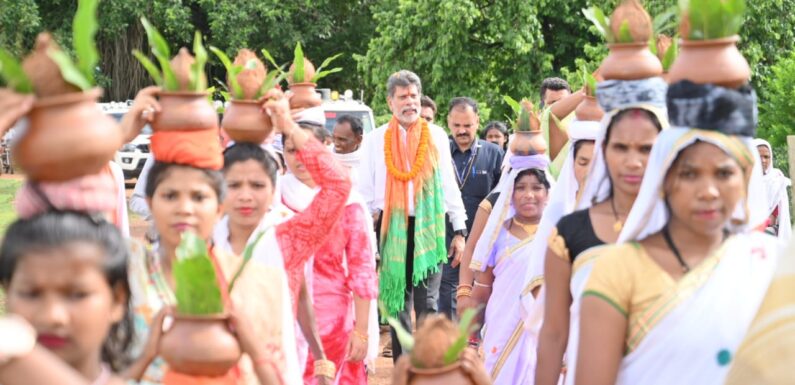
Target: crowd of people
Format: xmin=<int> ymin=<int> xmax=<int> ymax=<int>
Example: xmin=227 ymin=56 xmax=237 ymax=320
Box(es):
xmin=1 ymin=10 xmax=794 ymax=385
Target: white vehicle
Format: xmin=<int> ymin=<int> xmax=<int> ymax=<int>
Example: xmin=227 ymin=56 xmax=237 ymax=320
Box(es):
xmin=100 ymin=101 xmax=151 ymax=180
xmin=320 ymin=89 xmax=376 ymax=134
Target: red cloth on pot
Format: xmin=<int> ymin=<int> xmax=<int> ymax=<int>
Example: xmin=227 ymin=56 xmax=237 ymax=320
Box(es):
xmin=151 ymin=128 xmax=223 ymax=170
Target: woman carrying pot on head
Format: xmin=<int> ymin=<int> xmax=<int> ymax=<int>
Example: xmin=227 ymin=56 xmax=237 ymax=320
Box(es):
xmin=214 ymin=138 xmax=349 ymax=385
xmin=278 ymin=109 xmax=378 ymax=385
xmin=125 ymin=87 xmax=351 ymax=385
xmin=575 ymin=81 xmax=776 ymax=385
xmin=535 ymin=77 xmax=668 ymax=385
xmin=752 ymin=138 xmax=791 ymax=241
xmin=214 ymin=142 xmax=327 ymax=385
xmin=467 ymin=152 xmax=552 ymax=385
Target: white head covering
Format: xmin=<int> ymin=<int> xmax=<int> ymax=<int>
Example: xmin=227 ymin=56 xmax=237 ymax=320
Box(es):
xmin=751 ymin=138 xmax=791 ymax=240
xmin=575 ymin=77 xmax=670 ymax=211
xmin=294 ymin=106 xmax=326 ymax=127
xmin=471 ymin=154 xmax=552 ymax=271
xmin=618 ymin=128 xmax=767 ymax=243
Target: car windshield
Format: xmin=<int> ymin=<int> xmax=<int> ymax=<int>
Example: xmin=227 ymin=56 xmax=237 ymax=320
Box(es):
xmin=324 ymin=111 xmax=374 ymax=135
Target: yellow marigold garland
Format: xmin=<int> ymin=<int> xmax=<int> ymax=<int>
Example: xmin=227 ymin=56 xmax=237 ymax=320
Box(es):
xmin=384 ymin=119 xmax=430 ymax=182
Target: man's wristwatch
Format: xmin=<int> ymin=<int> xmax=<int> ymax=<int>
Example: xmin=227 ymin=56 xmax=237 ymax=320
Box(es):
xmin=0 ymin=315 xmax=37 ymax=366
xmin=454 ymin=229 xmax=468 ymax=238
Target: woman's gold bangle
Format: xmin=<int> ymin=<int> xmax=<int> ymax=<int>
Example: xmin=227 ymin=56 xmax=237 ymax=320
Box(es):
xmin=314 ymin=359 xmax=336 ymax=379
xmin=353 ymin=329 xmax=368 ymax=342
xmin=456 ymin=286 xmax=473 ymax=298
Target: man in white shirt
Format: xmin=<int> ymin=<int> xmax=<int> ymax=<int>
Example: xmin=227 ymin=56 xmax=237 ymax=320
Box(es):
xmin=356 ymin=70 xmax=467 ymax=360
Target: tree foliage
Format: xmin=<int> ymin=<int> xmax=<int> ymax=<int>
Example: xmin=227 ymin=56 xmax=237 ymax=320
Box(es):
xmin=758 ymin=48 xmax=795 ymax=150
xmin=357 ymin=0 xmax=552 ymax=123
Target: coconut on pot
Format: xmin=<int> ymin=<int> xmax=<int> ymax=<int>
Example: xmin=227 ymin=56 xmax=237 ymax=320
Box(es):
xmin=211 ymin=47 xmax=287 ymax=143
xmin=232 ymin=49 xmax=267 ymax=100
xmin=609 ymin=0 xmax=653 ymax=43
xmin=21 ymin=34 xmax=79 ymax=97
xmin=583 ymin=0 xmax=662 ymax=81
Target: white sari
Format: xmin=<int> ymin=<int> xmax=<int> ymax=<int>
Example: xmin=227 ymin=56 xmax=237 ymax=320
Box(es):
xmin=616 ymin=233 xmax=776 ymax=385
xmin=471 ymin=155 xmax=550 ymax=385
xmin=575 ymin=128 xmax=776 ymax=384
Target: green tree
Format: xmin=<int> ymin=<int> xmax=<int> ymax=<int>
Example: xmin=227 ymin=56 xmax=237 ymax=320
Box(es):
xmin=758 ymin=48 xmax=795 ymax=149
xmin=357 ymin=0 xmax=553 ymax=125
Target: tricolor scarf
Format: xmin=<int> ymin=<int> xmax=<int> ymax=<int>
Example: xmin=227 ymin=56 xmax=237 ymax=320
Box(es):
xmin=380 ymin=117 xmax=446 ymax=315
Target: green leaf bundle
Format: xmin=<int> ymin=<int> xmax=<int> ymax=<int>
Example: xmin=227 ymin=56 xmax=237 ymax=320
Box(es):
xmin=173 ymin=232 xmax=225 ymax=315
xmin=681 ymin=0 xmax=747 ymax=40
xmin=311 ymin=52 xmax=343 ymax=83
xmin=210 ymin=47 xmax=244 ymax=99
xmin=0 ymin=50 xmax=33 ymax=93
xmin=45 ymin=0 xmax=100 ymax=91
xmin=442 ymin=308 xmax=480 ymax=365
xmin=190 ymin=31 xmax=208 ymax=91
xmin=134 ymin=17 xmax=178 ymax=90
xmin=293 ymin=43 xmax=305 ymax=83
xmin=661 ymin=38 xmax=678 ymax=71
xmin=583 ymin=6 xmax=615 ymax=43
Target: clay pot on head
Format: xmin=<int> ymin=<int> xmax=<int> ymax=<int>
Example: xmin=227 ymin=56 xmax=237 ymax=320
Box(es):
xmin=14 ymin=88 xmax=123 ymax=182
xmin=509 ymin=131 xmax=547 ymax=157
xmin=221 ymin=100 xmax=273 ymax=143
xmin=288 ymin=82 xmax=322 ymax=110
xmin=408 ymin=363 xmax=476 ymax=385
xmin=152 ymin=92 xmax=219 ymax=131
xmin=574 ymin=96 xmax=604 ymax=122
xmin=22 ymin=33 xmax=80 ymax=97
xmin=666 ymin=35 xmax=750 ymax=89
xmin=159 ymin=314 xmax=242 ymax=377
xmin=600 ymin=43 xmax=663 ymax=81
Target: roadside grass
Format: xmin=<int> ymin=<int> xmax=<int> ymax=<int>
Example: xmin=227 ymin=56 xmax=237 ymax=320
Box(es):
xmin=0 ymin=178 xmax=21 ymax=238
xmin=0 ymin=177 xmax=20 ymax=312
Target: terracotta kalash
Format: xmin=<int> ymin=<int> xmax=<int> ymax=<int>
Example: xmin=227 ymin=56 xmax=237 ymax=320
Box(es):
xmin=391 ymin=313 xmax=488 ymax=385
xmin=133 ymin=18 xmax=218 ymax=135
xmin=667 ymin=0 xmax=751 ymax=89
xmin=11 ymin=28 xmax=122 ymax=182
xmin=575 ymin=71 xmax=605 ymax=123
xmin=510 ymin=99 xmax=548 ymax=157
xmin=285 ymin=42 xmax=343 ymax=111
xmin=212 ymin=48 xmax=285 ymax=143
xmin=158 ymin=232 xmax=245 ymax=379
xmin=586 ymin=0 xmax=663 ymax=81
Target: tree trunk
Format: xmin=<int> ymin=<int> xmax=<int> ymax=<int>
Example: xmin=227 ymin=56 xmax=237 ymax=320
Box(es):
xmin=98 ymin=21 xmax=151 ymax=102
